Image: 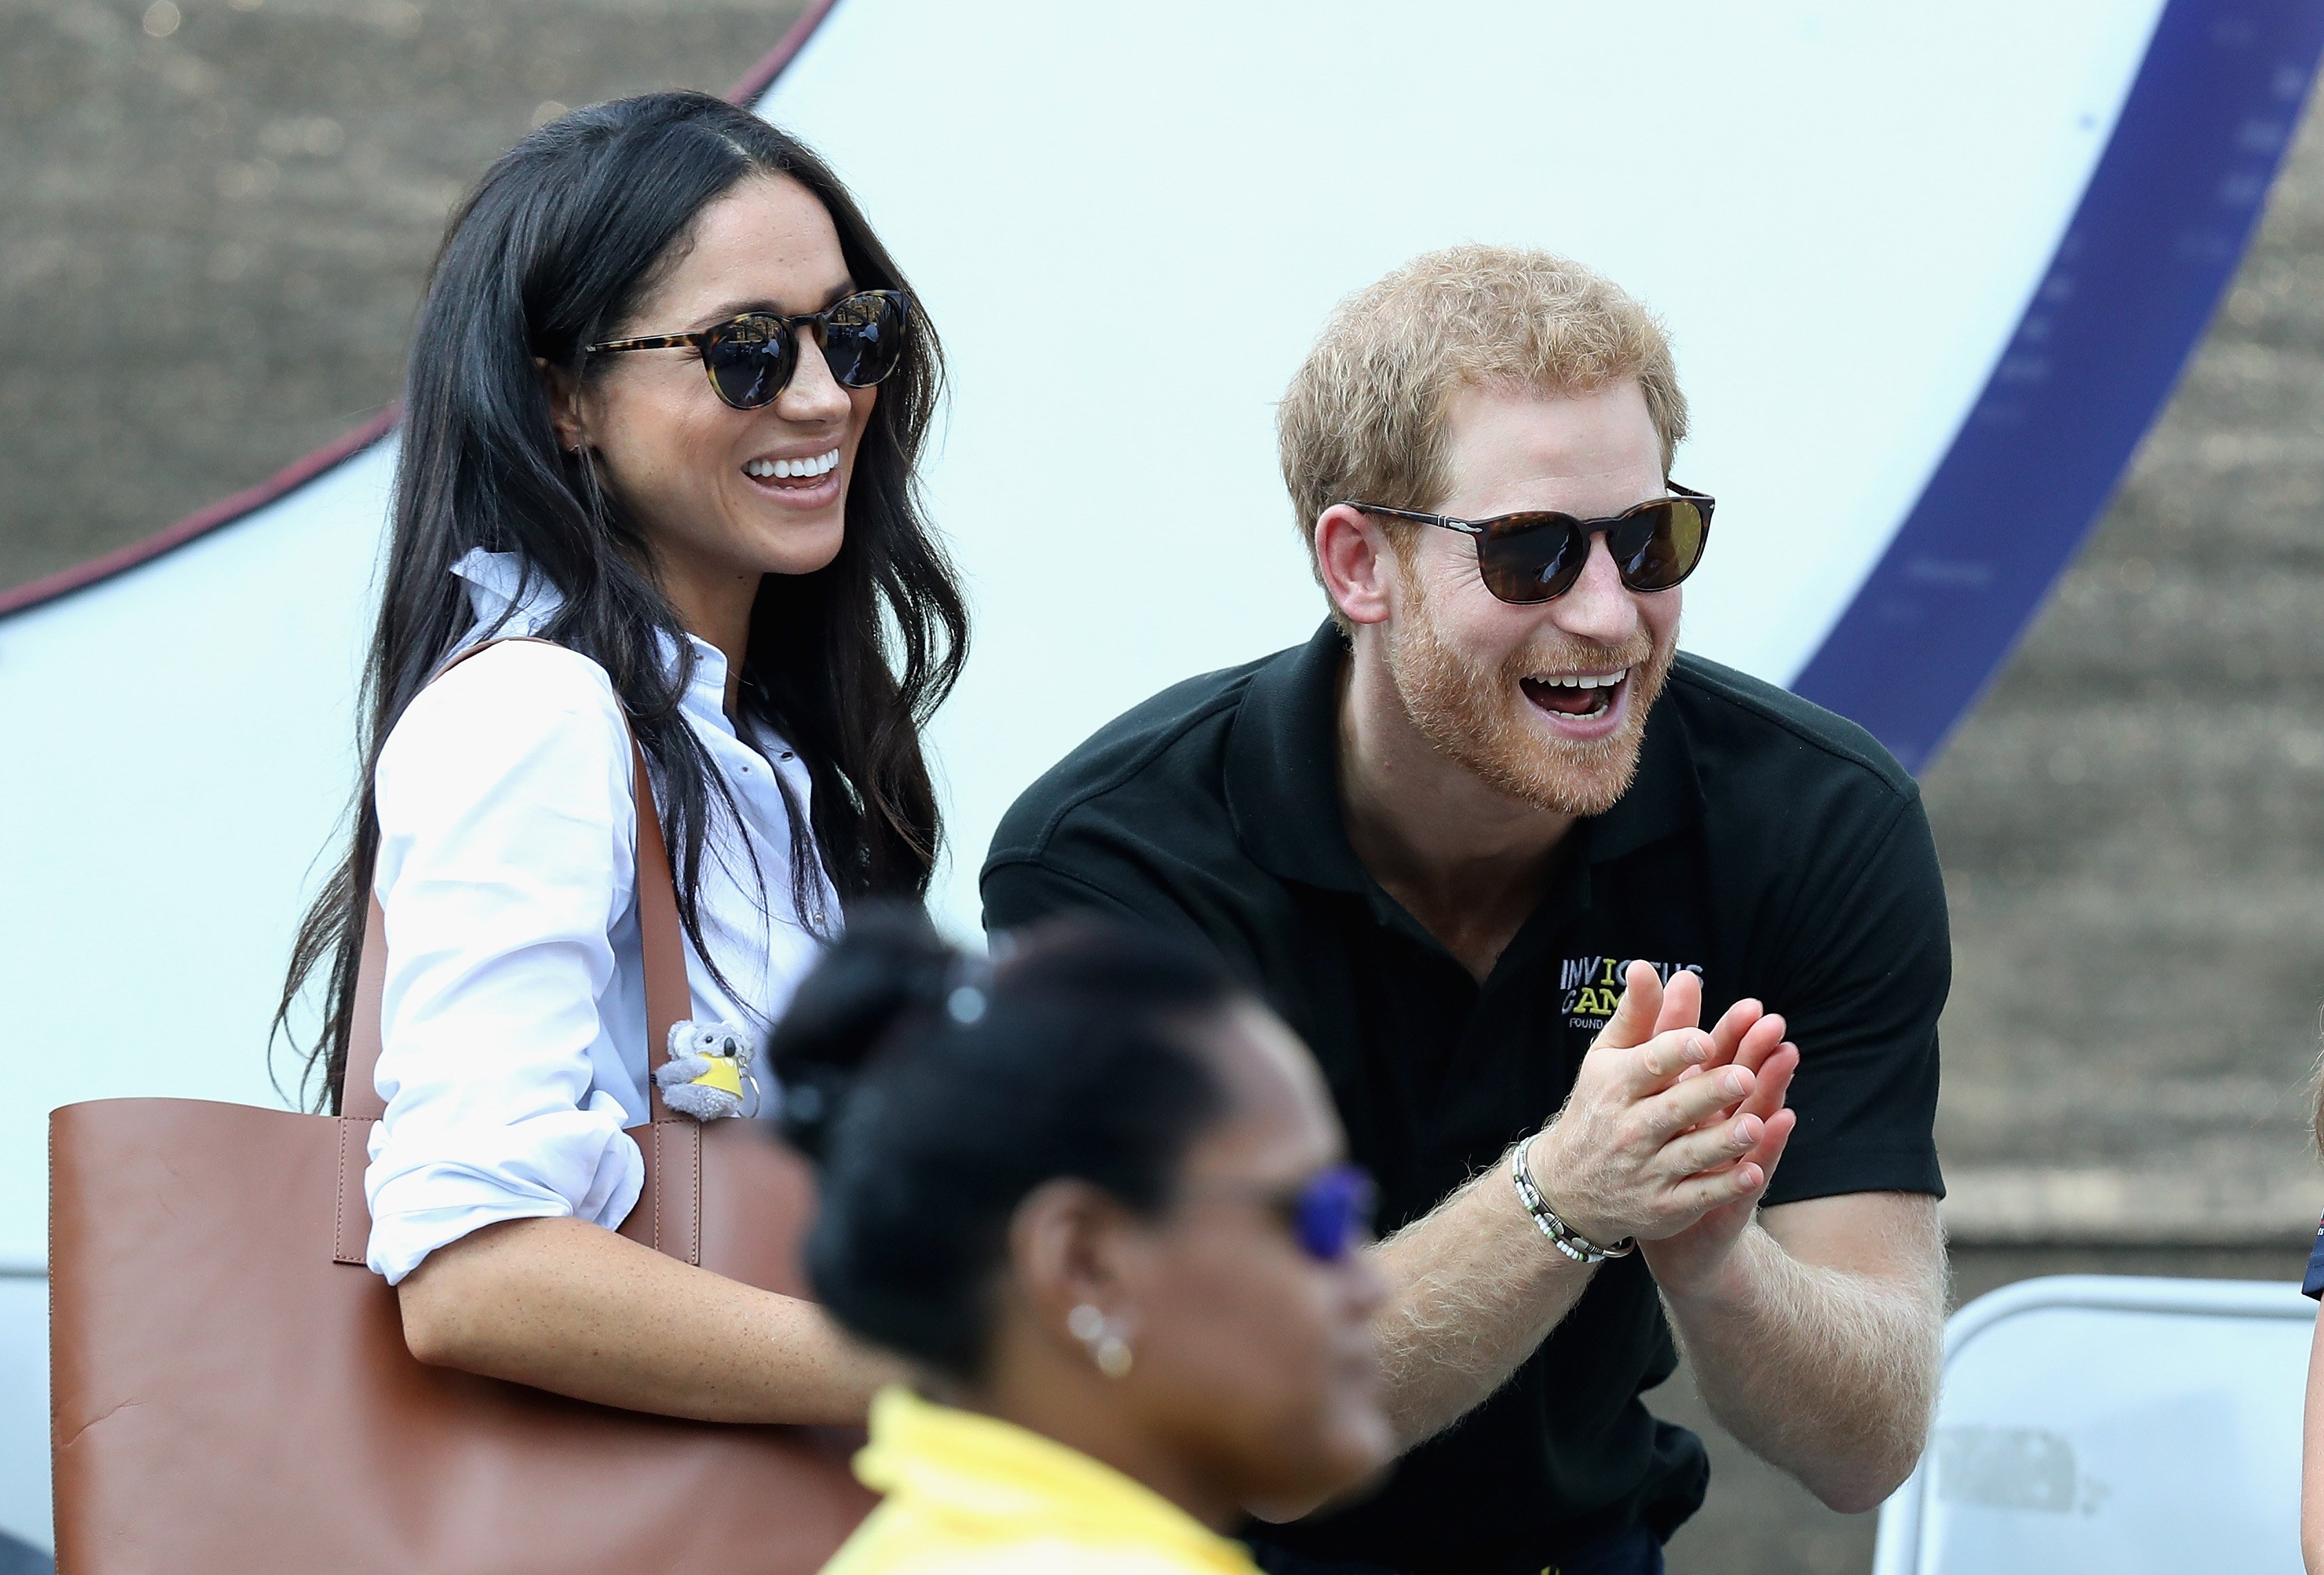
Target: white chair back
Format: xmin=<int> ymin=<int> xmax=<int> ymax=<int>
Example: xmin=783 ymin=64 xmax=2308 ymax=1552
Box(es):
xmin=0 ymin=1268 xmax=50 ymax=1556
xmin=1873 ymin=1274 xmax=2311 ymax=1574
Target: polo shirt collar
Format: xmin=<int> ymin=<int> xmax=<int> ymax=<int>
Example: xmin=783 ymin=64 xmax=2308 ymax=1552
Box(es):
xmin=1588 ymin=678 xmax=1705 ymax=861
xmin=1225 ymin=622 xmax=1372 ymax=893
xmin=1223 ymin=620 xmax=1703 ymax=885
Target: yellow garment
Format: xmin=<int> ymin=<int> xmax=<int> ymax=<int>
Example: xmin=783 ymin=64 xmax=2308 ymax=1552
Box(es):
xmin=821 ymin=1386 xmax=1265 ymax=1575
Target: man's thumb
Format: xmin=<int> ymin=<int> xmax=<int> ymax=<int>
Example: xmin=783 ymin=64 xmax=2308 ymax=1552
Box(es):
xmin=1593 ymin=960 xmax=1662 ymax=1051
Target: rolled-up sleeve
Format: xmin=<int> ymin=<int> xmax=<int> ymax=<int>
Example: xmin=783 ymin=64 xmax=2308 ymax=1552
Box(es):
xmin=364 ymin=642 xmax=644 ymax=1284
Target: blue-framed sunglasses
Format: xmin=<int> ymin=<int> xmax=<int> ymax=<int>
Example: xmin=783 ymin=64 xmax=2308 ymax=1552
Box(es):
xmin=1195 ymin=1163 xmax=1379 ymax=1263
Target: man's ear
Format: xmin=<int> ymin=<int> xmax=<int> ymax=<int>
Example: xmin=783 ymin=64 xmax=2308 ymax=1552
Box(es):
xmin=536 ymin=357 xmax=588 ymax=454
xmin=1313 ymin=504 xmax=1397 ymax=627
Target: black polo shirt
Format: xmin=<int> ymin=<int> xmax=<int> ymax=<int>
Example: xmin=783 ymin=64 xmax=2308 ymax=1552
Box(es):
xmin=980 ymin=622 xmax=1947 ymax=1575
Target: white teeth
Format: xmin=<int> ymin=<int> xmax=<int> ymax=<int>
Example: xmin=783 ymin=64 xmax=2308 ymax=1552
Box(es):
xmin=744 ymin=448 xmax=840 ymax=480
xmin=1533 ymin=668 xmax=1629 ymax=690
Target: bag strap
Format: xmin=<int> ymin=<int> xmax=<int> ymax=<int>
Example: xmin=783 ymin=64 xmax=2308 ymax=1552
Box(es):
xmin=337 ymin=639 xmax=697 ymax=1247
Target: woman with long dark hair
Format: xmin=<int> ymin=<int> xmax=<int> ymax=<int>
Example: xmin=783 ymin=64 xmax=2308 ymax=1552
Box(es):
xmin=277 ymin=90 xmax=964 ymax=1420
xmin=771 ymin=908 xmax=1394 ymax=1572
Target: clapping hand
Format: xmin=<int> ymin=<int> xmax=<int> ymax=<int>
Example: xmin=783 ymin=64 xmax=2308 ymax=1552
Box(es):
xmin=1524 ymin=962 xmax=1797 ymax=1289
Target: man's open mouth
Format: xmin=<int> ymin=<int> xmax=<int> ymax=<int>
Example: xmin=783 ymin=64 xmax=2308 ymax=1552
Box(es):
xmin=1520 ymin=668 xmax=1628 ymax=721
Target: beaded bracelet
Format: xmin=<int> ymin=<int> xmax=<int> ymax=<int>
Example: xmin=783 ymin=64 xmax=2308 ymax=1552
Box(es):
xmin=1512 ymin=1135 xmax=1636 ymax=1265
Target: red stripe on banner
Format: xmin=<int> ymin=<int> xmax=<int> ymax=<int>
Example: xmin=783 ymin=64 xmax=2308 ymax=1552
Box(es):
xmin=0 ymin=410 xmax=397 ymax=619
xmin=728 ymin=0 xmax=844 ymax=105
xmin=0 ymin=0 xmax=848 ymax=623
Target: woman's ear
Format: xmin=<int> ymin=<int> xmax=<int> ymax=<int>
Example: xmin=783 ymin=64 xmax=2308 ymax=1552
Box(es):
xmin=535 ymin=356 xmax=589 ymax=455
xmin=1010 ymin=1178 xmax=1143 ymax=1342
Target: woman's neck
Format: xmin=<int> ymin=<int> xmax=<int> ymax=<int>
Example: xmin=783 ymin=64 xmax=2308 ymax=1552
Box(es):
xmin=653 ymin=557 xmax=759 ymax=719
xmin=955 ymin=1364 xmax=1242 ymax=1532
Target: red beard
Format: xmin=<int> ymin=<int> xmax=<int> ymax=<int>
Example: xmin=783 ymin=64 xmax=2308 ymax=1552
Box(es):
xmin=1384 ymin=572 xmax=1673 ymax=817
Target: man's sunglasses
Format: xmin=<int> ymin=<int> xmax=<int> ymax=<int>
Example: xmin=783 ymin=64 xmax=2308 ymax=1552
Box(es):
xmin=1194 ymin=1163 xmax=1379 ymax=1264
xmin=1348 ymin=483 xmax=1713 ymax=606
xmin=585 ymin=288 xmax=911 ymax=410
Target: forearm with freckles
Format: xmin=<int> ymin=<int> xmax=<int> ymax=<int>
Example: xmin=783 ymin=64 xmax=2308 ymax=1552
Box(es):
xmin=397 ymin=1214 xmax=898 ymax=1424
xmin=1660 ymin=1196 xmax=1945 ymax=1514
xmin=1366 ymin=1150 xmax=1596 ymax=1448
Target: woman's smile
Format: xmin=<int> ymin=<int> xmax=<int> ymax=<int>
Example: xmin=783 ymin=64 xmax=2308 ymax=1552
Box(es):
xmin=741 ymin=444 xmax=844 ymax=507
xmin=562 ymin=171 xmax=880 ymax=643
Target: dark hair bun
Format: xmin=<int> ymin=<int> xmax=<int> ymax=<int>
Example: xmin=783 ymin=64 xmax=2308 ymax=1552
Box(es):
xmin=765 ymin=902 xmax=953 ymax=1163
xmin=763 ymin=905 xmax=1243 ymax=1379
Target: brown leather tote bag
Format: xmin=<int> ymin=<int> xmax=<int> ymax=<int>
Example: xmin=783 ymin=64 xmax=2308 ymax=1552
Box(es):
xmin=49 ymin=646 xmax=875 ymax=1574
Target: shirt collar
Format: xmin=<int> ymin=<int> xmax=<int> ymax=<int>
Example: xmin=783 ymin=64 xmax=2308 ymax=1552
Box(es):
xmin=451 ymin=547 xmax=562 ymax=637
xmin=449 ymin=547 xmax=738 ymax=741
xmin=1223 ymin=620 xmax=1702 ymax=885
xmin=853 ymin=1387 xmax=1259 ymax=1571
xmin=1587 ymin=673 xmax=1704 ymax=861
xmin=1224 ymin=622 xmax=1372 ymax=893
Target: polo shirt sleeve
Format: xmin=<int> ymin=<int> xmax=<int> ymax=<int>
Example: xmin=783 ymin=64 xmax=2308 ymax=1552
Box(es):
xmin=984 ymin=856 xmax=1159 ymax=931
xmin=982 ymin=838 xmax=1229 ymax=953
xmin=1756 ymin=788 xmax=1950 ymax=1207
xmin=982 ymin=783 xmax=1281 ymax=983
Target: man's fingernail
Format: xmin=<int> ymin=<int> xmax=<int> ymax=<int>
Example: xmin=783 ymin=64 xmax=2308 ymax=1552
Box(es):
xmin=1720 ymin=1070 xmax=1748 ymax=1097
xmin=1688 ymin=1035 xmax=1711 ymax=1061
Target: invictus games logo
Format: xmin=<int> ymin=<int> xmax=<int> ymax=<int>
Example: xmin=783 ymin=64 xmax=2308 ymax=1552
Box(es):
xmin=1559 ymin=956 xmax=1704 ymax=1033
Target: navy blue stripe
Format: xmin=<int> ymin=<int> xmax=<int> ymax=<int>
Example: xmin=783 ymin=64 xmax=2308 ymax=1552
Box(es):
xmin=1791 ymin=0 xmax=2324 ymax=773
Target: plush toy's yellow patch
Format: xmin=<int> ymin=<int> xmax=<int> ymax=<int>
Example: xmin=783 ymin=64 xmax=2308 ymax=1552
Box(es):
xmin=653 ymin=1021 xmax=756 ymax=1120
xmin=688 ymin=1055 xmax=743 ymax=1101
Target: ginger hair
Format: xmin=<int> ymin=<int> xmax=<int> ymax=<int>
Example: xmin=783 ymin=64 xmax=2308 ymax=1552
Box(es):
xmin=1276 ymin=244 xmax=1689 ymax=598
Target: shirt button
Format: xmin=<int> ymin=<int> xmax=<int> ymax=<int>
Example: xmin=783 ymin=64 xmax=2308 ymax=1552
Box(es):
xmin=779 ymin=750 xmax=795 ymax=761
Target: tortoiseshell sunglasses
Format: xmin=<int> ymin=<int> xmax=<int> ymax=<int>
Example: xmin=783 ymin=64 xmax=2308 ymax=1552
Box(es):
xmin=1348 ymin=483 xmax=1713 ymax=605
xmin=586 ymin=288 xmax=911 ymax=410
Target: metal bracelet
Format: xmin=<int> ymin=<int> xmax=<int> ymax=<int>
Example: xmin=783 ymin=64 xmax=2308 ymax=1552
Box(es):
xmin=1512 ymin=1135 xmax=1636 ymax=1265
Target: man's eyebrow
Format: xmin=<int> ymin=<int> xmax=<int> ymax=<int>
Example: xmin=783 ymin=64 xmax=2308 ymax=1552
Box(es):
xmin=686 ymin=280 xmax=860 ymax=330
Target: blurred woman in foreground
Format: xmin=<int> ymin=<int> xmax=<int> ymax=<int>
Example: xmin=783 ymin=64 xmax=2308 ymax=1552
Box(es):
xmin=769 ymin=909 xmax=1395 ymax=1574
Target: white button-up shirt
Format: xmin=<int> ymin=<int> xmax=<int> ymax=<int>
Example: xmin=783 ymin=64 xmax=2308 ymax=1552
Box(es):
xmin=363 ymin=549 xmax=838 ymax=1284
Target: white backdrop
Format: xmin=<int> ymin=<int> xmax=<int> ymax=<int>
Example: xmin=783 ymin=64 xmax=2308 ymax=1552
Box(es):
xmin=0 ymin=3 xmax=2173 ymax=1547
xmin=757 ymin=0 xmax=2164 ymax=936
xmin=0 ymin=0 xmax=2170 ymax=1267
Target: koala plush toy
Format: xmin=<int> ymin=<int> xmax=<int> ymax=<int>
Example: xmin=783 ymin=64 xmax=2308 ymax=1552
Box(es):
xmin=653 ymin=1019 xmax=757 ymax=1120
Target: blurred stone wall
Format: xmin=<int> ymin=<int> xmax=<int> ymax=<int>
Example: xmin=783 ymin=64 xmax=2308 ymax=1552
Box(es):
xmin=0 ymin=0 xmax=803 ymax=594
xmin=1925 ymin=78 xmax=2324 ymax=1247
